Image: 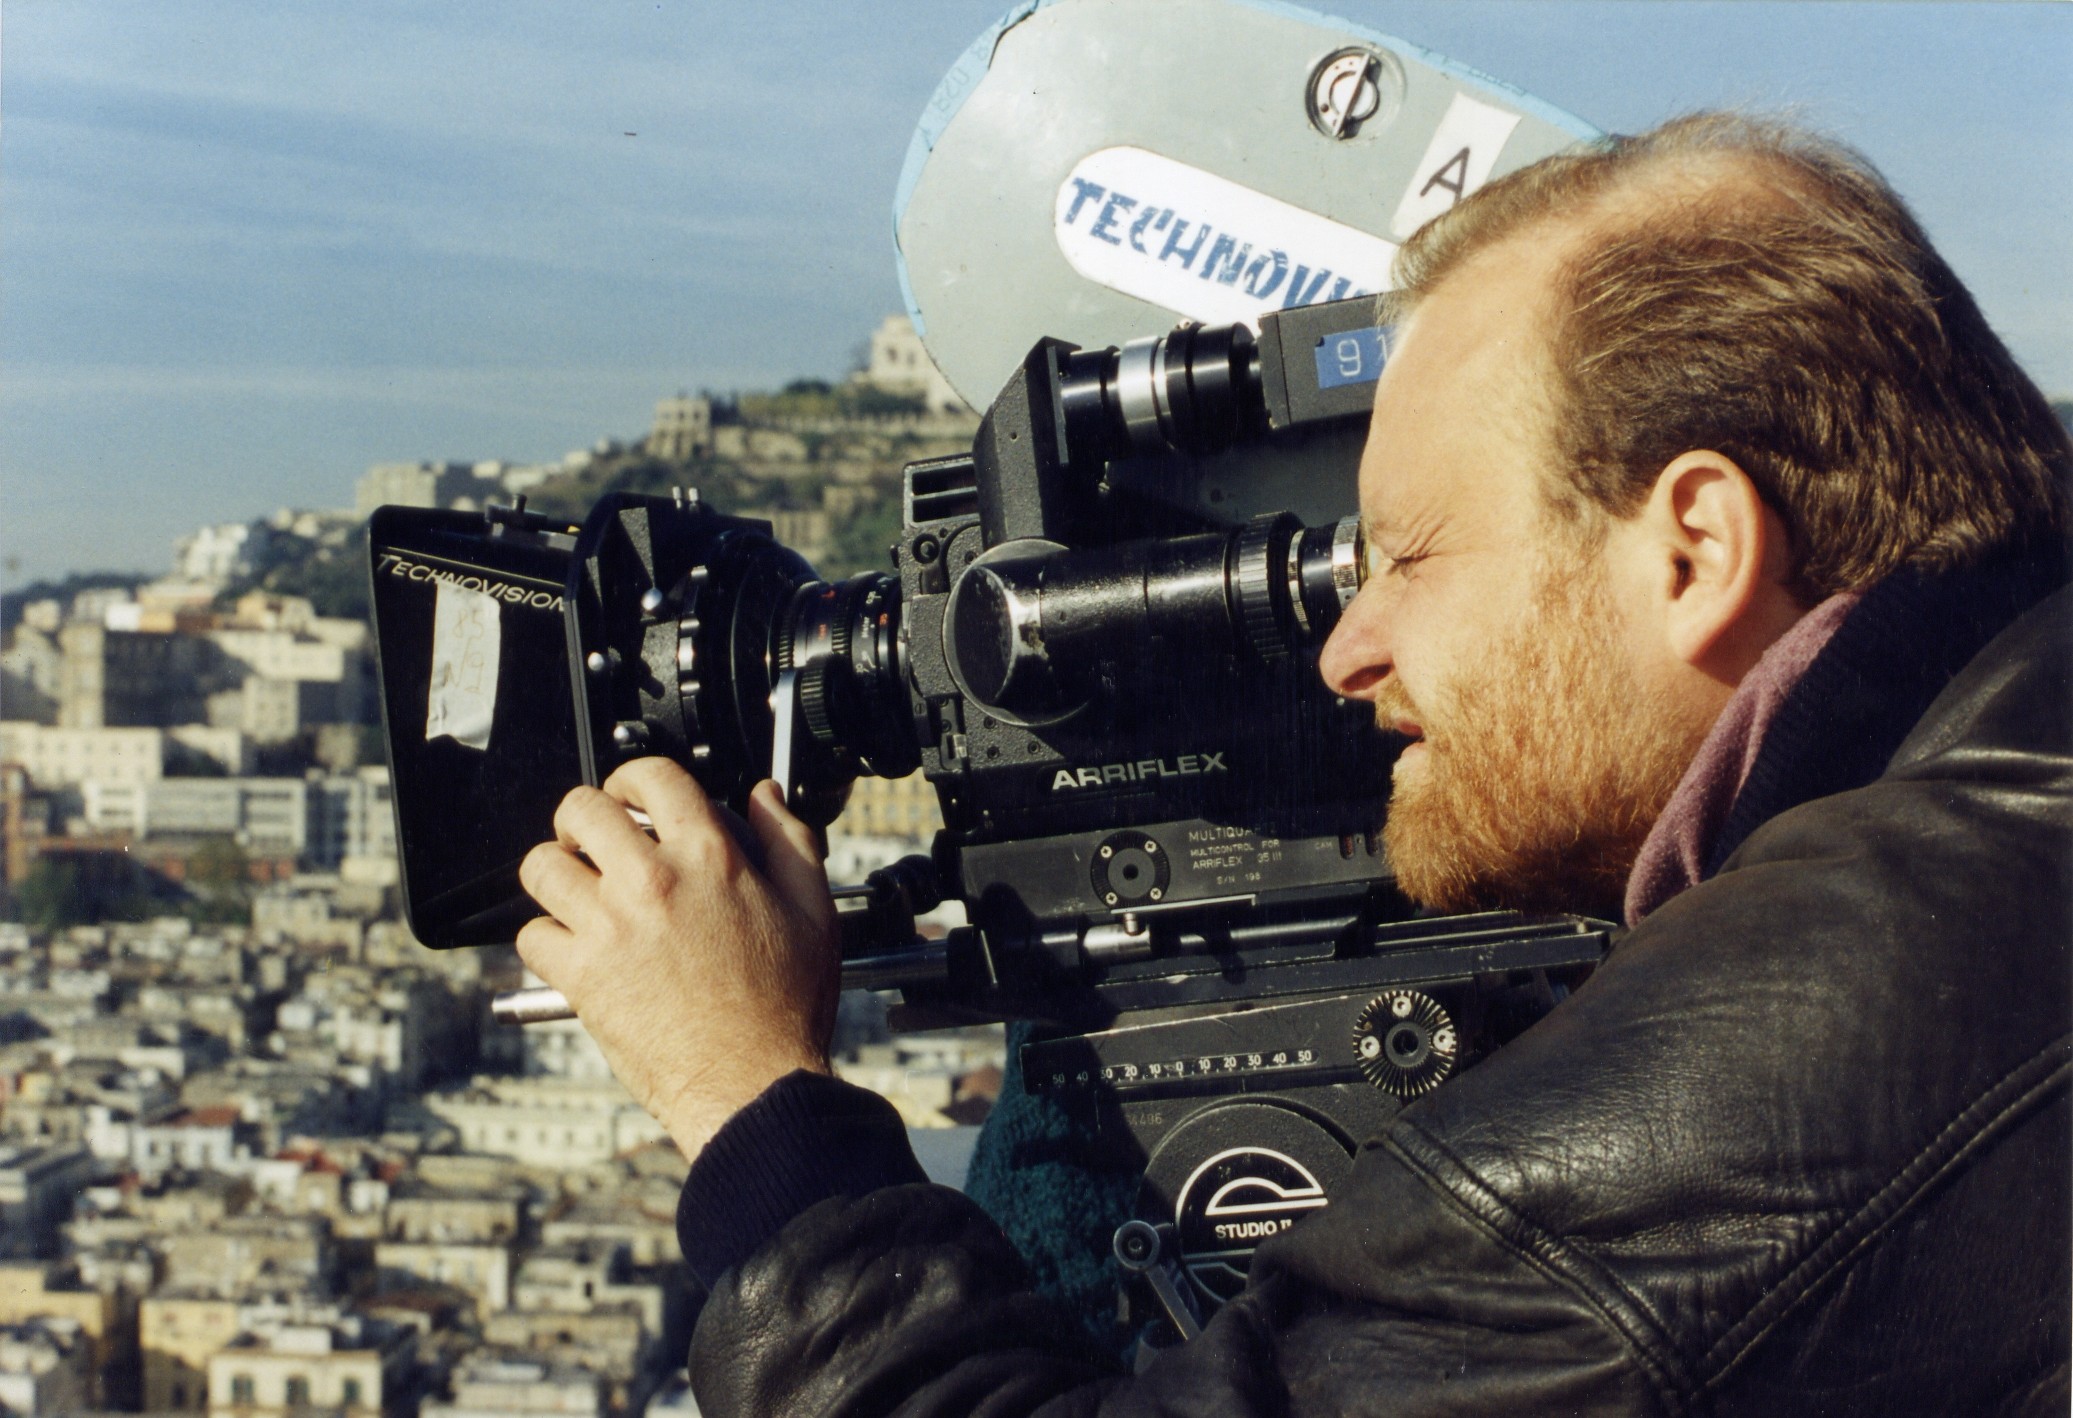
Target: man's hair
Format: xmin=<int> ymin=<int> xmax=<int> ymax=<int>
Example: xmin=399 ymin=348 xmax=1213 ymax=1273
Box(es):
xmin=1392 ymin=112 xmax=2071 ymax=598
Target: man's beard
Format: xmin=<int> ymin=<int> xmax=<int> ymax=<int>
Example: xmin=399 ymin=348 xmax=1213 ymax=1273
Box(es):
xmin=1375 ymin=560 xmax=1698 ymax=916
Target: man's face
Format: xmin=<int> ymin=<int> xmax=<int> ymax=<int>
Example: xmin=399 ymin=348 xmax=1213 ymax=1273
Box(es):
xmin=1318 ymin=248 xmax=1695 ymax=914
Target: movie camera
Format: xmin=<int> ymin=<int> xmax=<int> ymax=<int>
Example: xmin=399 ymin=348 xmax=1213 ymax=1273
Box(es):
xmin=368 ymin=294 xmax=1608 ymax=1343
xmin=368 ymin=0 xmax=1614 ymax=1347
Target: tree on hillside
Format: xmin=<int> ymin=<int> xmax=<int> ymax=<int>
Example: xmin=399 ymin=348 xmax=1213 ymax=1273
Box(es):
xmin=247 ymin=524 xmax=370 ymax=620
xmin=12 ymin=860 xmax=85 ymax=933
xmin=823 ymin=494 xmax=904 ymax=580
xmin=185 ymin=835 xmax=253 ymax=925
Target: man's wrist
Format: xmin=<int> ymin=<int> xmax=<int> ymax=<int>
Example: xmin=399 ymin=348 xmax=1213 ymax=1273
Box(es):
xmin=660 ymin=1054 xmax=833 ymax=1162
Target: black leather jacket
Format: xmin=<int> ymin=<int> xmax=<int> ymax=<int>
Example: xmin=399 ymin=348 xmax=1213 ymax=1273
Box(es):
xmin=683 ymin=570 xmax=2072 ymax=1417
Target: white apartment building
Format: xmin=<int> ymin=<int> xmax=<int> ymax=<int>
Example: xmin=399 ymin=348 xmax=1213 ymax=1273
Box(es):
xmin=427 ymin=1077 xmax=668 ymax=1168
xmin=128 ymin=1107 xmax=247 ymax=1182
xmin=0 ymin=1318 xmax=91 ymax=1417
xmin=81 ymin=771 xmax=389 ymax=869
xmin=373 ymin=1239 xmax=512 ymax=1315
xmin=422 ymin=1357 xmax=603 ymax=1417
xmin=354 ymin=461 xmax=502 ymax=520
xmin=105 ymin=777 xmax=309 ymax=857
xmin=1 ymin=723 xmax=166 ymax=790
xmin=308 ymin=766 xmax=395 ymax=871
xmin=206 ymin=624 xmax=367 ymax=742
xmin=174 ymin=522 xmax=275 ymax=584
xmin=207 ymin=1317 xmax=407 ymax=1418
xmin=5 ymin=724 xmax=250 ymax=794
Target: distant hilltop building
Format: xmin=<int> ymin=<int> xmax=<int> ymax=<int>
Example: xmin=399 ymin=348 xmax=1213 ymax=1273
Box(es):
xmin=353 ymin=462 xmax=504 ymax=520
xmin=646 ymin=395 xmax=712 ymax=461
xmin=859 ymin=315 xmax=971 ymax=415
xmin=174 ymin=522 xmax=274 ymax=585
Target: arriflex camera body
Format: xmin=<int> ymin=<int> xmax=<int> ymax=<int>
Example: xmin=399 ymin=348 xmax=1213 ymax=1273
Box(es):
xmin=369 ymin=295 xmax=1608 ymax=1342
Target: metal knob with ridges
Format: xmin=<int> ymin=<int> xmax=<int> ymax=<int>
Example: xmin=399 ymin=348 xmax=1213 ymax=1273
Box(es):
xmin=1232 ymin=512 xmax=1297 ymax=661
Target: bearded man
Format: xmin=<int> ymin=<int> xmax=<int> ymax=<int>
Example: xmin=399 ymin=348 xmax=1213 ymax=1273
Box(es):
xmin=515 ymin=113 xmax=2071 ymax=1415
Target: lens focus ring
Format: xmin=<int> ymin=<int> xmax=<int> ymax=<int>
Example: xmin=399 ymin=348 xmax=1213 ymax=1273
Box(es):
xmin=1232 ymin=513 xmax=1298 ymax=660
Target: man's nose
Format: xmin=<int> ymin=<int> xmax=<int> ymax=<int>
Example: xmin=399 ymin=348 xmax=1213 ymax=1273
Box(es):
xmin=1318 ymin=584 xmax=1391 ymax=699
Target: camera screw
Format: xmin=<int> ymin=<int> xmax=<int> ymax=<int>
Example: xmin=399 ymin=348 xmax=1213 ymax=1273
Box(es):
xmin=639 ymin=587 xmax=667 ymax=617
xmin=1307 ymin=46 xmax=1399 ymax=140
xmin=913 ymin=534 xmax=940 ymax=565
xmin=1114 ymin=1221 xmax=1159 ymax=1266
xmin=1149 ymin=888 xmax=1164 ymax=901
xmin=584 ymin=650 xmax=618 ymax=679
xmin=1104 ymin=892 xmax=1119 ymax=906
xmin=1099 ymin=845 xmax=1114 ymax=859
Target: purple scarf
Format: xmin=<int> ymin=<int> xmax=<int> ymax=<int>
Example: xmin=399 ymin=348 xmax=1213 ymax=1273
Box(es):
xmin=1623 ymin=591 xmax=1864 ymax=926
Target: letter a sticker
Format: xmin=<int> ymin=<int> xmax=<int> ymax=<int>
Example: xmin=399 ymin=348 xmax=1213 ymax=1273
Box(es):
xmin=1390 ymin=92 xmax=1523 ymax=240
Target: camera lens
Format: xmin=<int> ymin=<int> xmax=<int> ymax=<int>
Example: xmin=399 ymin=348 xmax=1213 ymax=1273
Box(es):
xmin=942 ymin=514 xmax=1362 ymax=718
xmin=592 ymin=510 xmax=916 ymax=823
xmin=778 ymin=572 xmax=917 ymax=778
xmin=1058 ymin=321 xmax=1266 ymax=464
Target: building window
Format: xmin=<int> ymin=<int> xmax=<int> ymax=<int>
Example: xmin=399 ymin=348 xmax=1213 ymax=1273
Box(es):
xmin=285 ymin=1375 xmax=309 ymax=1405
xmin=231 ymin=1375 xmax=255 ymax=1404
xmin=342 ymin=1376 xmax=363 ymax=1406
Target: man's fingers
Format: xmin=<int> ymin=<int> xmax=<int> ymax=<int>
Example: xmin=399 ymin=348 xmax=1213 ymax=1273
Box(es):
xmin=601 ymin=757 xmax=732 ymax=850
xmin=518 ymin=839 xmax=602 ymax=924
xmin=553 ymin=785 xmax=657 ymax=878
xmin=748 ymin=779 xmax=833 ymax=922
xmin=513 ymin=912 xmax=577 ymax=984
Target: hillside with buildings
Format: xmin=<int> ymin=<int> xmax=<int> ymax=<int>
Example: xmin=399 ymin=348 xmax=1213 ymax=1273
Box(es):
xmin=0 ymin=317 xmax=1000 ymax=1417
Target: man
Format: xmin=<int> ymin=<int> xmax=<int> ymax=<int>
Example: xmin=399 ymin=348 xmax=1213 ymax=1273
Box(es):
xmin=515 ymin=114 xmax=2071 ymax=1414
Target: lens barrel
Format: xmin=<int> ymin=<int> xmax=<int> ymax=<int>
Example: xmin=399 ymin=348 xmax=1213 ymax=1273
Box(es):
xmin=1059 ymin=321 xmax=1266 ymax=464
xmin=944 ymin=514 xmax=1362 ymax=717
xmin=779 ymin=573 xmax=916 ymax=777
xmin=641 ymin=517 xmax=915 ymax=816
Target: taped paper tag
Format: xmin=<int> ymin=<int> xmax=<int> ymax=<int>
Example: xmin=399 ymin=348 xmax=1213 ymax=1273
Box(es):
xmin=426 ymin=580 xmax=500 ymax=751
xmin=1055 ymin=147 xmax=1397 ymax=328
xmin=1390 ymin=92 xmax=1523 ymax=240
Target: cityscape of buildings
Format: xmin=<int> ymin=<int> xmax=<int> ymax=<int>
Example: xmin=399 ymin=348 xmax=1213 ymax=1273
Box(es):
xmin=0 ymin=318 xmax=1000 ymax=1416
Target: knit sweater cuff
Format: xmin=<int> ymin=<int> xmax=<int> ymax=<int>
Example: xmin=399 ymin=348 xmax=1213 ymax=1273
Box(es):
xmin=675 ymin=1069 xmax=928 ymax=1291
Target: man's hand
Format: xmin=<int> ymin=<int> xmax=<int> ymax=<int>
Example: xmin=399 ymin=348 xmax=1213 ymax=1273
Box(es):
xmin=515 ymin=759 xmax=840 ymax=1162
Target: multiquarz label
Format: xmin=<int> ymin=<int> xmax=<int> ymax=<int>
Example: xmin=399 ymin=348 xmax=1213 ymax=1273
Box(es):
xmin=1054 ymin=147 xmax=1396 ymax=327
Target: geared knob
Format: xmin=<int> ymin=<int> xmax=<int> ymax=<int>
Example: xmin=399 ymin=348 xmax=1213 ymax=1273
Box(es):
xmin=796 ymin=659 xmax=853 ymax=747
xmin=1353 ymin=990 xmax=1459 ymax=1098
xmin=1232 ymin=512 xmax=1299 ymax=661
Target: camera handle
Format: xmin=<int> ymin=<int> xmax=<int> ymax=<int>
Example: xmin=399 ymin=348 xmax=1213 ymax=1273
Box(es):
xmin=1113 ymin=1220 xmax=1204 ymax=1342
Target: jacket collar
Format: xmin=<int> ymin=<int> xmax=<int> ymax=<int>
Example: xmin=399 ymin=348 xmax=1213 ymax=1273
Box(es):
xmin=1708 ymin=543 xmax=2068 ymax=879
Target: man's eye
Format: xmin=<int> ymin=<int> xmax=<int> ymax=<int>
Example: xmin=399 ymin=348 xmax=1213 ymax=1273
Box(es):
xmin=1360 ymin=534 xmax=1430 ymax=584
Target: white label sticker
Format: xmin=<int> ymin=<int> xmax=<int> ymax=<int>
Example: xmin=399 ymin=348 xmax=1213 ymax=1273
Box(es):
xmin=426 ymin=580 xmax=500 ymax=751
xmin=1054 ymin=147 xmax=1397 ymax=328
xmin=1390 ymin=93 xmax=1524 ymax=240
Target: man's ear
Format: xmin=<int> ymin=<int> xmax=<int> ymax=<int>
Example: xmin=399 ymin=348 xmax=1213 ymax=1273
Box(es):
xmin=1627 ymin=450 xmax=1798 ymax=677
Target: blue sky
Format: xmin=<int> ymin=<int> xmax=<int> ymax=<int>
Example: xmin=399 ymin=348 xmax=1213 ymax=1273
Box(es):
xmin=3 ymin=1 xmax=2068 ymax=590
